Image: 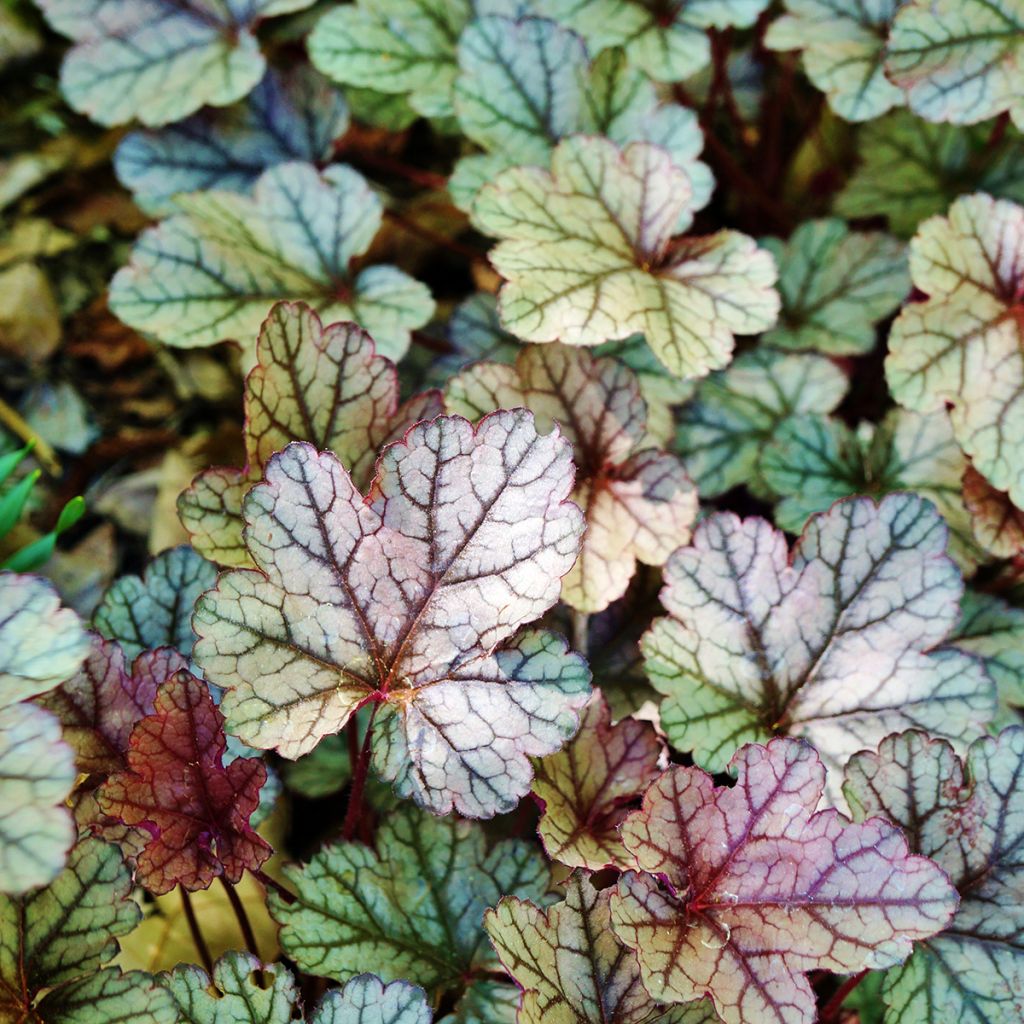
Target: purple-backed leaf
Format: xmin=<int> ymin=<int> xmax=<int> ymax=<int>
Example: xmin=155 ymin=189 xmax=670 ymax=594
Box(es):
xmin=845 ymin=728 xmax=1024 ymax=1022
xmin=611 ymin=738 xmax=958 ymax=1024
xmin=447 ymin=344 xmax=697 ymax=613
xmin=37 ymin=633 xmax=186 ymax=773
xmin=179 ymin=302 xmax=443 ymax=566
xmin=193 ymin=412 xmax=590 ymax=818
xmin=97 ymin=670 xmax=271 ymax=894
xmin=962 ymin=464 xmax=1024 ymax=559
xmin=532 ymin=692 xmax=663 ymax=871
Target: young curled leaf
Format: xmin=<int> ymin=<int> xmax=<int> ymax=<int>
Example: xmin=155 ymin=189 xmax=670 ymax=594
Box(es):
xmin=611 ymin=739 xmax=959 ymax=1024
xmin=109 ymin=162 xmax=434 ymax=363
xmin=180 ymin=301 xmax=442 ymax=567
xmin=531 ymin=693 xmax=663 ymax=871
xmin=36 ymin=0 xmax=317 ymax=127
xmin=446 ymin=343 xmax=697 ymax=612
xmin=486 ymin=872 xmax=716 ymax=1024
xmin=642 ymin=493 xmax=995 ymax=803
xmin=886 ymin=193 xmax=1024 ymax=508
xmin=97 ymin=670 xmax=272 ymax=894
xmin=845 ymin=728 xmax=1024 ymax=1023
xmin=36 ymin=633 xmax=186 ymax=773
xmin=193 ymin=411 xmax=590 ymax=818
xmin=472 ymin=136 xmax=779 ymax=380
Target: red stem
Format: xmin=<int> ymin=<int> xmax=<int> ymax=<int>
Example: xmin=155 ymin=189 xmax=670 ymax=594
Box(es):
xmin=180 ymin=888 xmax=213 ymax=975
xmin=220 ymin=876 xmax=261 ymax=963
xmin=336 ymin=146 xmax=449 ymax=192
xmin=382 ymin=208 xmax=483 ymax=262
xmin=341 ymin=704 xmax=379 ymax=840
xmin=819 ymin=970 xmax=868 ymax=1022
xmin=252 ymin=869 xmax=297 ymax=905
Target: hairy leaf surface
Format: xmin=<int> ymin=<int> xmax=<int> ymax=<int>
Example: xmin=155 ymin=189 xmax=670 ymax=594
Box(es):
xmin=761 ymin=408 xmax=982 ymax=569
xmin=270 ymin=807 xmax=545 ymax=1008
xmin=887 ymin=0 xmax=1024 ymax=131
xmin=675 ymin=348 xmax=848 ymax=498
xmin=109 ymin=161 xmax=434 ymax=362
xmin=180 ymin=302 xmax=443 ymax=566
xmin=845 ymin=728 xmax=1024 ymax=1023
xmin=487 ymin=872 xmax=716 ymax=1024
xmin=0 ymin=836 xmax=172 ymax=1022
xmin=612 ymin=739 xmax=958 ymax=1024
xmin=531 ymin=693 xmax=663 ymax=871
xmin=642 ymin=494 xmax=995 ymax=800
xmin=886 ymin=193 xmax=1024 ymax=507
xmin=97 ymin=671 xmax=272 ymax=894
xmin=836 ymin=113 xmax=1024 ymax=237
xmin=446 ymin=344 xmax=697 ymax=612
xmin=766 ymin=0 xmax=903 ymax=121
xmin=472 ymin=136 xmax=779 ymax=379
xmin=761 ymin=218 xmax=908 ymax=355
xmin=193 ymin=412 xmax=590 ymax=817
xmin=93 ymin=546 xmax=217 ymax=660
xmin=962 ymin=465 xmax=1024 ymax=558
xmin=36 ymin=0 xmax=317 ymax=127
xmin=115 ymin=68 xmax=349 ymax=215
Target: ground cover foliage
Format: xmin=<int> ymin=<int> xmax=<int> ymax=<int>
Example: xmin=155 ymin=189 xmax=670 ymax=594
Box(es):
xmin=1 ymin=1 xmax=1023 ymax=1022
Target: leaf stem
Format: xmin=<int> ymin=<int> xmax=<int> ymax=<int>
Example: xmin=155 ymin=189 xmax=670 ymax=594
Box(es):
xmin=220 ymin=876 xmax=261 ymax=962
xmin=252 ymin=868 xmax=296 ymax=905
xmin=382 ymin=208 xmax=483 ymax=262
xmin=819 ymin=969 xmax=868 ymax=1022
xmin=341 ymin=704 xmax=379 ymax=841
xmin=0 ymin=397 xmax=61 ymax=476
xmin=180 ymin=888 xmax=213 ymax=975
xmin=571 ymin=611 xmax=589 ymax=657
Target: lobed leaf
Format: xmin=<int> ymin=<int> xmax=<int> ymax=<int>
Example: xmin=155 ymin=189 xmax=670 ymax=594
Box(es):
xmin=451 ymin=18 xmax=711 ymax=218
xmin=962 ymin=464 xmax=1024 ymax=558
xmin=761 ymin=408 xmax=983 ymax=570
xmin=473 ymin=136 xmax=779 ymax=380
xmin=885 ymin=193 xmax=1024 ymax=508
xmin=761 ymin=218 xmax=908 ymax=355
xmin=446 ymin=343 xmax=697 ymax=612
xmin=270 ymin=806 xmax=545 ymax=1006
xmin=886 ymin=0 xmax=1024 ymax=131
xmin=180 ymin=302 xmax=442 ymax=567
xmin=531 ymin=692 xmax=663 ymax=871
xmin=0 ymin=571 xmax=89 ymax=703
xmin=845 ymin=728 xmax=1024 ymax=1023
xmin=35 ymin=0 xmax=317 ymax=127
xmin=0 ymin=836 xmax=172 ymax=1021
xmin=193 ymin=412 xmax=590 ymax=817
xmin=642 ymin=493 xmax=995 ymax=801
xmin=97 ymin=670 xmax=272 ymax=894
xmin=675 ymin=347 xmax=848 ymax=498
xmin=765 ymin=0 xmax=903 ymax=122
xmin=611 ymin=739 xmax=959 ymax=1024
xmin=115 ymin=67 xmax=349 ymax=215
xmin=835 ymin=112 xmax=1024 ymax=238
xmin=93 ymin=546 xmax=217 ymax=660
xmin=108 ymin=161 xmax=434 ymax=362
xmin=486 ymin=872 xmax=717 ymax=1024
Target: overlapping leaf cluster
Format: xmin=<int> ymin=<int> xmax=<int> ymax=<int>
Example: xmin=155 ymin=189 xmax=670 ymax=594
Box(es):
xmin=6 ymin=1 xmax=1024 ymax=1023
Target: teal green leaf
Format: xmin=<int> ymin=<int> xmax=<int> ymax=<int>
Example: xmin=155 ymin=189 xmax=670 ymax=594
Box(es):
xmin=0 ymin=702 xmax=76 ymax=893
xmin=766 ymin=0 xmax=903 ymax=121
xmin=115 ymin=67 xmax=349 ymax=215
xmin=308 ymin=0 xmax=472 ymax=120
xmin=945 ymin=590 xmax=1024 ymax=721
xmin=0 ymin=572 xmax=88 ymax=702
xmin=281 ymin=734 xmax=351 ymax=798
xmin=437 ymin=981 xmax=520 ymax=1024
xmin=762 ymin=218 xmax=908 ymax=354
xmin=845 ymin=728 xmax=1024 ymax=1024
xmin=451 ymin=18 xmax=711 ymax=217
xmin=760 ymin=408 xmax=984 ymax=570
xmin=270 ymin=806 xmax=550 ymax=992
xmin=675 ymin=347 xmax=848 ymax=498
xmin=36 ymin=0 xmax=318 ymax=127
xmin=836 ymin=112 xmax=1024 ymax=238
xmin=887 ymin=0 xmax=1024 ymax=131
xmin=93 ymin=546 xmax=217 ymax=660
xmin=0 ymin=837 xmax=171 ymax=1021
xmin=109 ymin=161 xmax=434 ymax=362
xmin=473 ymin=135 xmax=778 ymax=379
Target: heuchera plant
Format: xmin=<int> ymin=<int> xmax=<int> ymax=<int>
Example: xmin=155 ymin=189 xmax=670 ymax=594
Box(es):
xmin=4 ymin=2 xmax=1024 ymax=1023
